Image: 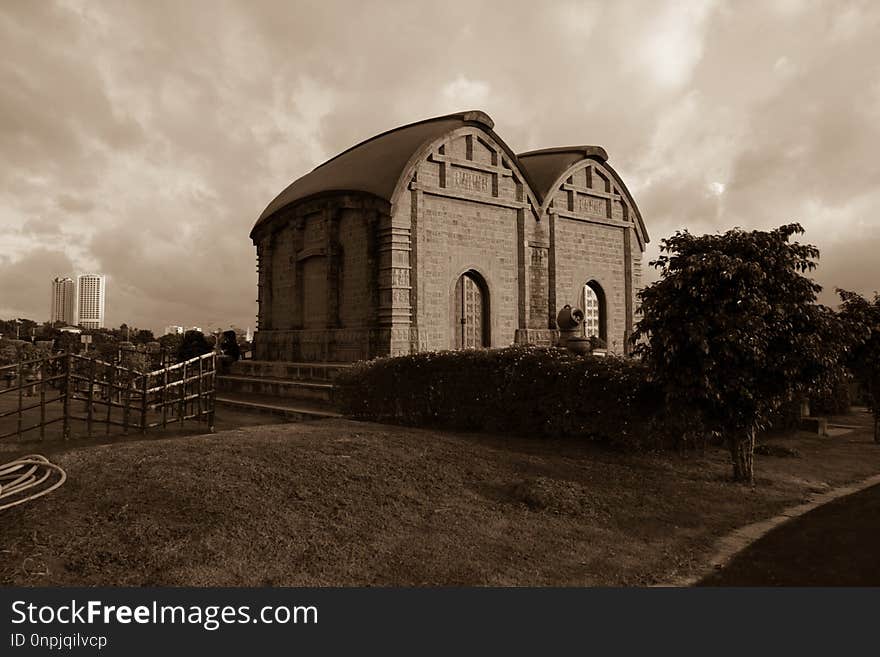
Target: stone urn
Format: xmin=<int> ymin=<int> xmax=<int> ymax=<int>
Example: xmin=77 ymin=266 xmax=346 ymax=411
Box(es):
xmin=566 ymin=337 xmax=592 ymax=356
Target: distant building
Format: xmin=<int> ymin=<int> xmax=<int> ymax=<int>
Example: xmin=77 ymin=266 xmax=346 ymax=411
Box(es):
xmin=187 ymin=326 xmax=203 ymax=334
xmin=163 ymin=325 xmax=184 ymax=336
xmin=77 ymin=274 xmax=106 ymax=329
xmin=50 ymin=277 xmax=76 ymax=325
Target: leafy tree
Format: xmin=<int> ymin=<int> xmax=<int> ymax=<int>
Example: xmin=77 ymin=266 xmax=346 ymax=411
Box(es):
xmin=218 ymin=330 xmax=241 ymax=361
xmin=134 ymin=329 xmax=155 ymax=344
xmin=0 ymin=318 xmax=38 ymax=340
xmin=837 ymin=289 xmax=880 ymax=442
xmin=55 ymin=331 xmax=82 ymax=353
xmin=158 ymin=332 xmax=184 ymax=353
xmin=176 ymin=330 xmax=212 ymax=362
xmin=633 ymin=224 xmax=843 ymax=483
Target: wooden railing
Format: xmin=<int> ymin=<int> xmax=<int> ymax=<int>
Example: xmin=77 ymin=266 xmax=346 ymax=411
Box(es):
xmin=0 ymin=354 xmax=67 ymax=440
xmin=0 ymin=352 xmax=216 ymax=441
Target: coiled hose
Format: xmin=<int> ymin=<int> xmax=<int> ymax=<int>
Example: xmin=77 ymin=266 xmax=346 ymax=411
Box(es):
xmin=0 ymin=455 xmax=67 ymax=511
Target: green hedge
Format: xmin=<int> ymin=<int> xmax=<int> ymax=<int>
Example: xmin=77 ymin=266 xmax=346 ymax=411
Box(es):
xmin=335 ymin=346 xmax=664 ymax=449
xmin=768 ymin=369 xmax=853 ymax=431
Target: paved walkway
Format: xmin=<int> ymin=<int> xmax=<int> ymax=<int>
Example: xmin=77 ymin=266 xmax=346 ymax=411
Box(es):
xmin=698 ymin=481 xmax=880 ymax=586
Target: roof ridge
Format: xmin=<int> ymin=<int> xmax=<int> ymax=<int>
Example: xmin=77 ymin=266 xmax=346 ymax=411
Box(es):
xmin=517 ymin=145 xmax=608 ymax=161
xmin=312 ymin=110 xmax=495 ymax=173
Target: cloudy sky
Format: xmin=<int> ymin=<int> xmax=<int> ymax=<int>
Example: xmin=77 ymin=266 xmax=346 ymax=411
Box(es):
xmin=1 ymin=0 xmax=878 ymax=334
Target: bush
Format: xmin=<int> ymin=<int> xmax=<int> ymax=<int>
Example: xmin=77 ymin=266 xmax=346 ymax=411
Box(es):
xmin=768 ymin=369 xmax=852 ymax=430
xmin=335 ymin=346 xmax=665 ymax=449
xmin=809 ymin=370 xmax=852 ymax=416
xmin=177 ymin=330 xmax=212 ymax=362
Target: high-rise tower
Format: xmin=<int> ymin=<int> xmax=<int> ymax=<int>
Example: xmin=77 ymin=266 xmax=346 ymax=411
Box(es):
xmin=76 ymin=274 xmax=106 ymax=329
xmin=50 ymin=276 xmax=76 ymax=325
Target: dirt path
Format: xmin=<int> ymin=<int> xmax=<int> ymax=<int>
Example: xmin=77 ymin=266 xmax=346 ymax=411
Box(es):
xmin=698 ymin=481 xmax=880 ymax=586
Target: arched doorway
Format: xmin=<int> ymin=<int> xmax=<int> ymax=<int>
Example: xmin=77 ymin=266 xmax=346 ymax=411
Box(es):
xmin=453 ymin=271 xmax=489 ymax=349
xmin=581 ymin=280 xmax=607 ymax=342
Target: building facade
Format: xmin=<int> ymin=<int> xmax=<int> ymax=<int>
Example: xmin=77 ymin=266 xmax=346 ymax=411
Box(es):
xmin=50 ymin=277 xmax=76 ymax=325
xmin=76 ymin=274 xmax=105 ymax=329
xmin=250 ymin=111 xmax=648 ymax=362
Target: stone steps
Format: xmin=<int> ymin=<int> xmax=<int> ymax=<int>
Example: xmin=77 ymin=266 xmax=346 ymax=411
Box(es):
xmin=216 ymin=374 xmax=334 ymax=403
xmin=228 ymin=360 xmax=349 ymax=382
xmin=215 ymin=393 xmax=340 ymax=422
xmin=215 ymin=360 xmax=348 ymax=420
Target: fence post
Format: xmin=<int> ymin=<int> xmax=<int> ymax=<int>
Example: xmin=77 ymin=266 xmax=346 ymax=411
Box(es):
xmin=122 ymin=369 xmax=130 ymax=435
xmin=179 ymin=361 xmax=186 ymax=427
xmin=208 ymin=353 xmax=215 ymax=433
xmin=16 ymin=360 xmax=23 ymax=438
xmin=106 ymin=363 xmax=113 ymax=435
xmin=141 ymin=372 xmax=148 ymax=435
xmin=62 ymin=352 xmax=72 ymax=440
xmin=39 ymin=358 xmax=46 ymax=440
xmin=86 ymin=357 xmax=95 ymax=437
xmin=162 ymin=367 xmax=168 ymax=429
xmin=197 ymin=355 xmax=203 ymax=425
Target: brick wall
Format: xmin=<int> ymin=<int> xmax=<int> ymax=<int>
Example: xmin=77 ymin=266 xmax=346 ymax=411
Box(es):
xmin=338 ymin=208 xmax=372 ymax=328
xmin=412 ymin=131 xmax=534 ymax=352
xmin=269 ymin=226 xmax=295 ymax=329
xmin=546 ymin=159 xmax=644 ymax=354
xmin=554 ymin=218 xmax=627 ymax=350
xmin=416 ymin=195 xmax=519 ymax=350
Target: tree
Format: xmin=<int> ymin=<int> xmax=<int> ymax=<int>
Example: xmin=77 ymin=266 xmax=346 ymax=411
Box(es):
xmin=158 ymin=332 xmax=184 ymax=353
xmin=176 ymin=330 xmax=212 ymax=362
xmin=837 ymin=289 xmax=880 ymax=442
xmin=218 ymin=330 xmax=241 ymax=361
xmin=633 ymin=224 xmax=842 ymax=483
xmin=134 ymin=329 xmax=155 ymax=344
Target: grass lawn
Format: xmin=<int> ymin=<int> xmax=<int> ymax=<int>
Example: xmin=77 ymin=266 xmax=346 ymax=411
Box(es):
xmin=1 ymin=409 xmax=879 ymax=586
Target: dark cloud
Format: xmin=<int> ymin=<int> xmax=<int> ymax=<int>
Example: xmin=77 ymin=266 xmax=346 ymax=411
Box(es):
xmin=0 ymin=0 xmax=878 ymax=334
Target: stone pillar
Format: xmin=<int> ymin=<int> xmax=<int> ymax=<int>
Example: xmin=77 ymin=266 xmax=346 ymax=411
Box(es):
xmin=548 ymin=211 xmax=557 ymax=329
xmin=623 ymin=226 xmax=633 ymax=356
xmin=376 ymin=211 xmax=412 ymax=356
xmin=516 ymin=208 xmax=529 ymax=330
xmin=292 ymin=216 xmax=305 ymax=329
xmin=326 ymin=207 xmax=342 ymax=329
xmin=410 ymin=185 xmax=422 ymax=352
xmin=260 ymin=233 xmax=274 ymax=330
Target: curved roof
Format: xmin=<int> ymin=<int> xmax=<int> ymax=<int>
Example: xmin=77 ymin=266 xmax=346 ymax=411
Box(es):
xmin=252 ymin=111 xmax=501 ymax=237
xmin=252 ymin=112 xmax=648 ymax=246
xmin=516 ymin=146 xmax=608 ymax=202
xmin=517 ymin=146 xmax=649 ymax=244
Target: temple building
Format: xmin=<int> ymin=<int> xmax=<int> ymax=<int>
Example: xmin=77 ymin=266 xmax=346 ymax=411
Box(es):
xmin=250 ymin=110 xmax=648 ymax=362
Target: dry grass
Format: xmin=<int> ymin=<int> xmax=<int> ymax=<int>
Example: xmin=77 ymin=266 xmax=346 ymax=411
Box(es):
xmin=2 ymin=409 xmax=879 ymax=586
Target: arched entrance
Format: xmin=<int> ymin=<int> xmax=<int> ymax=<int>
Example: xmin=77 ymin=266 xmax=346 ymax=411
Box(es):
xmin=453 ymin=270 xmax=489 ymax=349
xmin=581 ymin=280 xmax=607 ymax=342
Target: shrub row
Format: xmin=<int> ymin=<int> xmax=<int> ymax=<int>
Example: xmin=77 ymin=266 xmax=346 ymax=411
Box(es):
xmin=768 ymin=369 xmax=853 ymax=431
xmin=335 ymin=346 xmax=665 ymax=449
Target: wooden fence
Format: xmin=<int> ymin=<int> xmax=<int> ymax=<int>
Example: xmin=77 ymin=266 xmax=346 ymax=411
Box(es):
xmin=0 ymin=351 xmax=216 ymax=441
